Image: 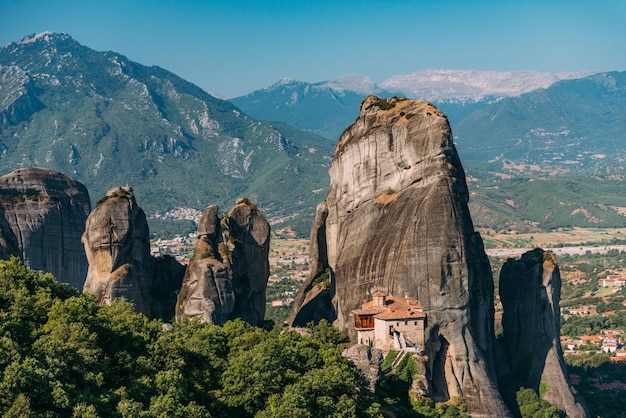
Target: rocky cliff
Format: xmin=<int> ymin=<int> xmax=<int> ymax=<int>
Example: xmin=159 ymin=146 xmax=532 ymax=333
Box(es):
xmin=498 ymin=249 xmax=589 ymax=417
xmin=0 ymin=168 xmax=90 ymax=289
xmin=82 ymin=187 xmax=183 ymax=320
xmin=176 ymin=200 xmax=270 ymax=325
xmin=290 ymin=96 xmax=510 ymax=416
xmin=289 ymin=202 xmax=336 ymax=326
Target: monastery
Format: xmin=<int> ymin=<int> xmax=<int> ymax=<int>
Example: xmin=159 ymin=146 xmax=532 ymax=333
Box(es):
xmin=352 ymin=292 xmax=426 ymax=351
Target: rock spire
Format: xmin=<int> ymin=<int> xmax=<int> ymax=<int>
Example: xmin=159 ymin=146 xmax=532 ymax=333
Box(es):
xmin=82 ymin=186 xmax=183 ymax=320
xmin=498 ymin=249 xmax=589 ymax=417
xmin=290 ymin=96 xmax=510 ymax=416
xmin=176 ymin=199 xmax=270 ymax=325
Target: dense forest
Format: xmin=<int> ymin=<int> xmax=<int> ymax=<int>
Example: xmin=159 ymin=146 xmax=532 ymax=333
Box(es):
xmin=0 ymin=258 xmax=381 ymax=417
xmin=0 ymin=257 xmax=574 ymax=417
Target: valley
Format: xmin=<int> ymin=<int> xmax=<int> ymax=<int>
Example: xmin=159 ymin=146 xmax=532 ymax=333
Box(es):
xmin=266 ymin=229 xmax=626 ymax=320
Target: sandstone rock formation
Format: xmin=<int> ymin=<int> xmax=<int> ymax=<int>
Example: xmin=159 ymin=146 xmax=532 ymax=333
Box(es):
xmin=82 ymin=187 xmax=183 ymax=320
xmin=289 ymin=202 xmax=336 ymax=326
xmin=0 ymin=168 xmax=90 ymax=289
xmin=290 ymin=96 xmax=510 ymax=416
xmin=176 ymin=199 xmax=270 ymax=325
xmin=225 ymin=200 xmax=271 ymax=323
xmin=499 ymin=249 xmax=589 ymax=417
xmin=176 ymin=205 xmax=235 ymax=324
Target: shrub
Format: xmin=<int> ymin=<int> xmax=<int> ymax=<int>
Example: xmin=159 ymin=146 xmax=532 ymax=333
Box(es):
xmin=381 ymin=350 xmax=399 ymax=374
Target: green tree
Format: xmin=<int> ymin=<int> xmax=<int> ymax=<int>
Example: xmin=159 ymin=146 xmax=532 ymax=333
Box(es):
xmin=4 ymin=393 xmax=33 ymax=418
xmin=515 ymin=388 xmax=562 ymax=418
xmin=309 ymin=318 xmax=350 ymax=346
xmin=0 ymin=257 xmax=76 ymax=349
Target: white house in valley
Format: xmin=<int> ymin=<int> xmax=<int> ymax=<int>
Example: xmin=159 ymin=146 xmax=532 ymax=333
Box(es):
xmin=599 ymin=274 xmax=626 ymax=289
xmin=352 ymin=292 xmax=426 ymax=351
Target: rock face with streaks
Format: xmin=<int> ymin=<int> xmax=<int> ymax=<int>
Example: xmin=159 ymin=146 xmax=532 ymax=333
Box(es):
xmin=498 ymin=249 xmax=589 ymax=417
xmin=0 ymin=205 xmax=20 ymax=260
xmin=175 ymin=205 xmax=235 ymax=324
xmin=290 ymin=96 xmax=510 ymax=416
xmin=176 ymin=199 xmax=270 ymax=325
xmin=0 ymin=168 xmax=90 ymax=289
xmin=82 ymin=186 xmax=183 ymax=320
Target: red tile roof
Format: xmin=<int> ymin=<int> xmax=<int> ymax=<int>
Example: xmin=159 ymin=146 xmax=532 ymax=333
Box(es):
xmin=352 ymin=293 xmax=426 ymax=321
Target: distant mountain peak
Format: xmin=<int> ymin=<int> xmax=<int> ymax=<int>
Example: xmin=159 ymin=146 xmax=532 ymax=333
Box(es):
xmin=19 ymin=31 xmax=54 ymax=44
xmin=0 ymin=32 xmax=335 ymax=237
xmin=17 ymin=31 xmax=66 ymax=45
xmin=261 ymin=75 xmax=378 ymax=96
xmin=320 ymin=74 xmax=377 ymax=94
xmin=265 ymin=77 xmax=302 ymax=90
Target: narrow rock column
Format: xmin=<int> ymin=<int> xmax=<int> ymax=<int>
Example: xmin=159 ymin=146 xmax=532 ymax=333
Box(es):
xmin=499 ymin=249 xmax=589 ymax=417
xmin=82 ymin=187 xmax=153 ymax=315
xmin=177 ymin=200 xmax=270 ymax=326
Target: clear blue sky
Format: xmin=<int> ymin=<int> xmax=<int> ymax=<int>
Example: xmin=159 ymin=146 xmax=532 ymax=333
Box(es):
xmin=1 ymin=0 xmax=624 ymax=97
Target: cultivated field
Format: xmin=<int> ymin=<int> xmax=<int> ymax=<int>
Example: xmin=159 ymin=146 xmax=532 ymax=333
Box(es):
xmin=479 ymin=227 xmax=626 ymax=249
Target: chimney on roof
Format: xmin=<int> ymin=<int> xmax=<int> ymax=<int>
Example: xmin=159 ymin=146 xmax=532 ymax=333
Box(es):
xmin=373 ymin=292 xmax=386 ymax=307
xmin=404 ymin=291 xmax=409 ymax=300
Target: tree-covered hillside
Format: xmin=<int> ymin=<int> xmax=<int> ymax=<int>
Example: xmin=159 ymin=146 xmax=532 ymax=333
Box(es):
xmin=468 ymin=176 xmax=626 ymax=232
xmin=0 ymin=33 xmax=334 ymax=237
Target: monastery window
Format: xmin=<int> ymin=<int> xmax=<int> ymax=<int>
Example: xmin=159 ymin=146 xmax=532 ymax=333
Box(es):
xmin=389 ymin=326 xmax=393 ymax=336
xmin=354 ymin=315 xmax=374 ymax=329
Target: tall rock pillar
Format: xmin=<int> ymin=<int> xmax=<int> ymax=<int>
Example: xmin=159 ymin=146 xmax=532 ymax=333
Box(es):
xmin=291 ymin=96 xmax=510 ymax=416
xmin=499 ymin=249 xmax=589 ymax=417
xmin=177 ymin=199 xmax=270 ymax=325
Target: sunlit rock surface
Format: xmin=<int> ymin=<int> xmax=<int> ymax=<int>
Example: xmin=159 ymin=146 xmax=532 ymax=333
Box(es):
xmin=82 ymin=186 xmax=183 ymax=320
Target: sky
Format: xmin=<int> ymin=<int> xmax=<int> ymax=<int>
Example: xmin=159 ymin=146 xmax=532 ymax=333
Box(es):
xmin=1 ymin=0 xmax=625 ymax=98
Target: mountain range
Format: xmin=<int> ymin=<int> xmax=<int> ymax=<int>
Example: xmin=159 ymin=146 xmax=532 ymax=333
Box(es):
xmin=0 ymin=32 xmax=334 ymax=237
xmin=455 ymin=71 xmax=626 ymax=172
xmin=231 ymin=69 xmax=597 ymax=141
xmin=233 ymin=70 xmax=626 ymax=233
